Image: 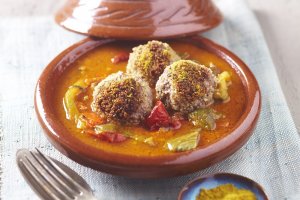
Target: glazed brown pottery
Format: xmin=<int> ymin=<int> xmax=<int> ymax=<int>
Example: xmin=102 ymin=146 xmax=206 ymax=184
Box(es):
xmin=35 ymin=36 xmax=261 ymax=178
xmin=55 ymin=0 xmax=223 ymax=40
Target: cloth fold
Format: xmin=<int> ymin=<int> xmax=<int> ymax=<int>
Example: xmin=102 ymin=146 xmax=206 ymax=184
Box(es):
xmin=0 ymin=0 xmax=300 ymax=199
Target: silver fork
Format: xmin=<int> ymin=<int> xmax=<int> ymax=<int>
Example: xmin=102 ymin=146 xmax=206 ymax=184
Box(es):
xmin=16 ymin=148 xmax=97 ymax=200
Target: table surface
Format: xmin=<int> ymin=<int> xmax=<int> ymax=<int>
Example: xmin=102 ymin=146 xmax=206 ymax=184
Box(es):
xmin=0 ymin=0 xmax=299 ymax=199
xmin=246 ymin=0 xmax=300 ymax=133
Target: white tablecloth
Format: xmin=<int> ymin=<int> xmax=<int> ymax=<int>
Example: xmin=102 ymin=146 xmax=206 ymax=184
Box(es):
xmin=0 ymin=0 xmax=300 ymax=199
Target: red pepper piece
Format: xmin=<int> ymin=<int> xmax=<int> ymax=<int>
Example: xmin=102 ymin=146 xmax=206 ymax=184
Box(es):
xmin=87 ymin=130 xmax=127 ymax=143
xmin=111 ymin=52 xmax=130 ymax=64
xmin=170 ymin=116 xmax=182 ymax=130
xmin=98 ymin=132 xmax=127 ymax=143
xmin=146 ymin=101 xmax=171 ymax=131
xmin=146 ymin=101 xmax=181 ymax=131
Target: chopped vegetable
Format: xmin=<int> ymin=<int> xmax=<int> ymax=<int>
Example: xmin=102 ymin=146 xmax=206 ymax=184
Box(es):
xmin=214 ymin=71 xmax=231 ymax=101
xmin=76 ymin=118 xmax=87 ymax=129
xmin=145 ymin=101 xmax=181 ymax=131
xmin=188 ymin=108 xmax=222 ymax=130
xmin=164 ymin=129 xmax=201 ymax=152
xmin=92 ymin=131 xmax=127 ymax=143
xmin=93 ymin=124 xmax=155 ymax=145
xmin=63 ymin=79 xmax=88 ymax=122
xmin=63 ymin=78 xmax=102 ymax=123
xmin=79 ymin=112 xmax=106 ymax=128
xmin=94 ymin=123 xmax=118 ymax=134
xmin=123 ymin=130 xmax=156 ymax=146
xmin=169 ymin=116 xmax=182 ymax=130
xmin=93 ymin=124 xmax=127 ymax=142
xmin=146 ymin=101 xmax=170 ymax=130
xmin=111 ymin=52 xmax=130 ymax=64
xmin=143 ymin=137 xmax=155 ymax=146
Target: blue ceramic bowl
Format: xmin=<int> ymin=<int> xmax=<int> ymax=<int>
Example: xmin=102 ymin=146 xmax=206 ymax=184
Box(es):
xmin=178 ymin=173 xmax=268 ymax=200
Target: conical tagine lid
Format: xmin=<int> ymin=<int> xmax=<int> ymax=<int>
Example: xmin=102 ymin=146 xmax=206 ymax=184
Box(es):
xmin=55 ymin=0 xmax=223 ymax=40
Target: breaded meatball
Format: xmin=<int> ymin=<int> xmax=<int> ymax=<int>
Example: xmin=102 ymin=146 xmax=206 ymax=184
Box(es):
xmin=91 ymin=72 xmax=153 ymax=124
xmin=126 ymin=40 xmax=180 ymax=87
xmin=156 ymin=60 xmax=217 ymax=114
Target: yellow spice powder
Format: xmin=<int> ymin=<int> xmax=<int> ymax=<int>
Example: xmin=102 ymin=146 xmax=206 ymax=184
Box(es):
xmin=196 ymin=184 xmax=257 ymax=200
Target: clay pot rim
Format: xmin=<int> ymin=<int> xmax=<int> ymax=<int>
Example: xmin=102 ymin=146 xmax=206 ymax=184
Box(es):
xmin=35 ymin=36 xmax=260 ymax=174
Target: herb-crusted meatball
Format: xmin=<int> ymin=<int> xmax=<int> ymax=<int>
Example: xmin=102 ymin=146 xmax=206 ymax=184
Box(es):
xmin=91 ymin=72 xmax=153 ymax=124
xmin=126 ymin=40 xmax=180 ymax=87
xmin=156 ymin=60 xmax=217 ymax=114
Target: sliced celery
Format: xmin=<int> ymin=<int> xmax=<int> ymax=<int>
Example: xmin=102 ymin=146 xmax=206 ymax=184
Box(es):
xmin=188 ymin=108 xmax=221 ymax=130
xmin=214 ymin=71 xmax=231 ymax=101
xmin=76 ymin=117 xmax=87 ymax=129
xmin=63 ymin=79 xmax=88 ymax=122
xmin=164 ymin=129 xmax=201 ymax=152
xmin=123 ymin=130 xmax=156 ymax=146
xmin=94 ymin=124 xmax=118 ymax=134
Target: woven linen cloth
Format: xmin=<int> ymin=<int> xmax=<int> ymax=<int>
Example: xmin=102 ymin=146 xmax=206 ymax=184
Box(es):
xmin=1 ymin=0 xmax=300 ymax=199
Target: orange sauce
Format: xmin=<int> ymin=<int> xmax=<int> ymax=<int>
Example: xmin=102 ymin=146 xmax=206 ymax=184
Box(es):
xmin=54 ymin=41 xmax=246 ymax=156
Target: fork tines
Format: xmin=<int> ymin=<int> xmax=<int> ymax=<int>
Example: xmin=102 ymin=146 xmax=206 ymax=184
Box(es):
xmin=16 ymin=148 xmax=95 ymax=200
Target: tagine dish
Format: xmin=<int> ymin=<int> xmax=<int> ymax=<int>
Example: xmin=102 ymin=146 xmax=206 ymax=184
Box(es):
xmin=54 ymin=40 xmax=244 ymax=156
xmin=35 ymin=36 xmax=260 ymax=178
